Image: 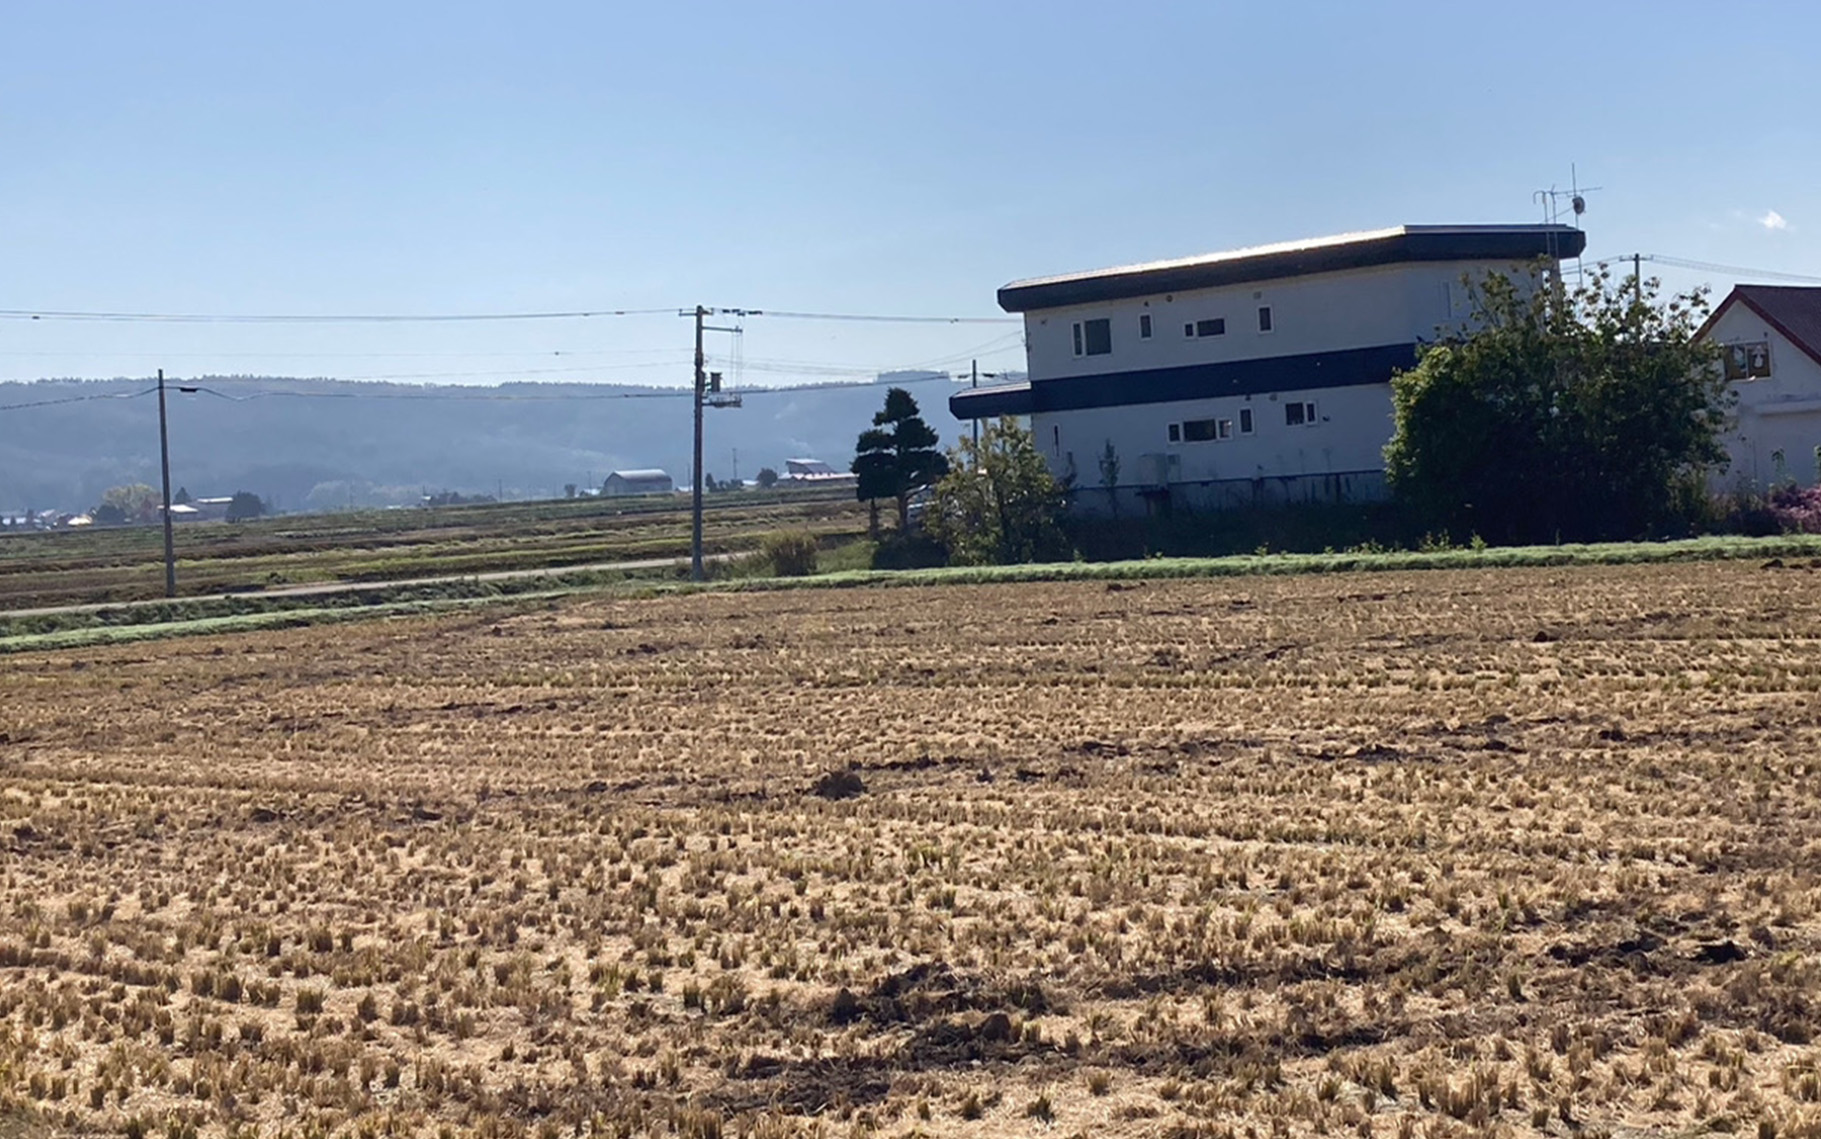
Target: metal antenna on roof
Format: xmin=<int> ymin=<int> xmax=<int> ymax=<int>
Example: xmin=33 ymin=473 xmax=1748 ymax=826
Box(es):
xmin=1534 ymin=165 xmax=1600 ymax=283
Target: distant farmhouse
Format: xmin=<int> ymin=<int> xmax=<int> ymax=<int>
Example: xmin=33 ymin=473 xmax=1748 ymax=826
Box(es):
xmin=784 ymin=458 xmax=857 ymax=487
xmin=1697 ymin=286 xmax=1821 ymax=490
xmin=602 ymin=469 xmax=675 ymax=497
xmin=952 ymin=224 xmax=1586 ymax=514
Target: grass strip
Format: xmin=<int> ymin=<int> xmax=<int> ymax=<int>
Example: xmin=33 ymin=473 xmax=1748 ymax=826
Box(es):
xmin=5 ymin=532 xmax=1816 ymax=653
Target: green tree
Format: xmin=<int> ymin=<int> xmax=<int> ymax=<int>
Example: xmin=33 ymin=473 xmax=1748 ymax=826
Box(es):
xmin=852 ymin=387 xmax=948 ymax=533
xmin=925 ymin=417 xmax=1070 ymax=565
xmin=225 ymin=491 xmax=266 ymax=523
xmin=755 ymin=466 xmax=780 ymax=489
xmin=1385 ymin=264 xmax=1729 ymax=543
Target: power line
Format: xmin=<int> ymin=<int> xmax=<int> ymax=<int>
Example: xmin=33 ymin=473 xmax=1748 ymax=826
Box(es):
xmin=737 ymin=308 xmax=1018 ymax=325
xmin=1582 ymin=253 xmax=1821 ymax=286
xmin=0 ymin=304 xmax=1020 ymax=326
xmin=0 ymin=307 xmax=679 ymax=324
xmin=0 ymin=387 xmax=157 ymax=412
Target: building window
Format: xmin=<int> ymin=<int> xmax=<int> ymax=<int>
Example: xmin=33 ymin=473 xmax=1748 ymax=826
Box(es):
xmin=1724 ymin=342 xmax=1772 ymax=380
xmin=1258 ymin=306 xmax=1273 ymax=333
xmin=1072 ymin=318 xmax=1112 ymax=357
xmin=1139 ymin=313 xmax=1152 ymax=339
xmin=1284 ymin=401 xmax=1317 ymax=426
xmin=1185 ymin=317 xmax=1226 ymax=338
xmin=1167 ymin=423 xmax=1181 ymax=443
xmin=1180 ymin=418 xmax=1233 ymax=443
xmin=1239 ymin=407 xmax=1254 ymax=435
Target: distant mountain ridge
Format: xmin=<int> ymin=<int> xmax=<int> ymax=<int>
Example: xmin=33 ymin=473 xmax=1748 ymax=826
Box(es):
xmin=0 ymin=376 xmax=968 ymax=513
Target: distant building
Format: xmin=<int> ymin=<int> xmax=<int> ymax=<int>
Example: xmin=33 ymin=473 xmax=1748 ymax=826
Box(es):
xmin=952 ymin=223 xmax=1586 ymax=514
xmin=602 ymin=469 xmax=675 ymax=496
xmin=785 ymin=458 xmax=857 ymax=486
xmin=191 ymin=496 xmax=235 ymax=522
xmin=1697 ymin=285 xmax=1821 ymax=489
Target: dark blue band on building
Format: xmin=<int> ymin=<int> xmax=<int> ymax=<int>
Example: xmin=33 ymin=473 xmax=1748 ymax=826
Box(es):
xmin=950 ymin=342 xmax=1418 ymax=420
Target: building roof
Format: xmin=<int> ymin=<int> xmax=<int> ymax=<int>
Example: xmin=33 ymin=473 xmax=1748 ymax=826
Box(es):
xmin=606 ymin=469 xmax=672 ymax=481
xmin=996 ymin=224 xmax=1588 ymax=313
xmin=950 ymin=380 xmax=1034 ymax=419
xmin=1699 ymin=285 xmax=1821 ymax=369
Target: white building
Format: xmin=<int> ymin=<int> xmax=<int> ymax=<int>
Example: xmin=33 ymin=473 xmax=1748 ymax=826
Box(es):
xmin=1697 ymin=286 xmax=1821 ymax=490
xmin=952 ymin=224 xmax=1585 ymax=513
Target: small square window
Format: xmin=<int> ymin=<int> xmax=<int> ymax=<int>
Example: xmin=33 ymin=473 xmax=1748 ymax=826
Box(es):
xmin=1072 ymin=317 xmax=1112 ymax=357
xmin=1167 ymin=423 xmax=1181 ymax=443
xmin=1217 ymin=418 xmax=1233 ymax=439
xmin=1183 ymin=322 xmax=1195 ymax=338
xmin=1258 ymin=306 xmax=1273 ymax=332
xmin=1239 ymin=407 xmax=1254 ymax=434
xmin=1139 ymin=313 xmax=1152 ymax=339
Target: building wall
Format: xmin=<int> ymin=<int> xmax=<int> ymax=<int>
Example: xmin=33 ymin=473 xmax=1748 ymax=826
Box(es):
xmin=1019 ymin=259 xmax=1544 ymax=507
xmin=1704 ymin=305 xmax=1821 ymax=489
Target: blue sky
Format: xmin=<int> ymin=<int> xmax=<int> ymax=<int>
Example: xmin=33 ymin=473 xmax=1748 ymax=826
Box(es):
xmin=2 ymin=0 xmax=1816 ymax=389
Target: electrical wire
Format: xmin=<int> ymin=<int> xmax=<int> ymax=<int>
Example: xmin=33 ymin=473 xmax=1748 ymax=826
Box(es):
xmin=737 ymin=309 xmax=1018 ymax=325
xmin=0 ymin=387 xmax=157 ymax=412
xmin=0 ymin=307 xmax=679 ymax=324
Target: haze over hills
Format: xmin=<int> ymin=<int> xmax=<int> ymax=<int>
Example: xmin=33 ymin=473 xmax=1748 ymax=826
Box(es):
xmin=0 ymin=375 xmax=975 ymax=514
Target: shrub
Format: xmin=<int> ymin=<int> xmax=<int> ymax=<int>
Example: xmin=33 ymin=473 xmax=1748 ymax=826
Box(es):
xmin=870 ymin=533 xmax=947 ymax=570
xmin=1770 ymin=485 xmax=1821 ymax=534
xmin=761 ymin=531 xmax=820 ymax=577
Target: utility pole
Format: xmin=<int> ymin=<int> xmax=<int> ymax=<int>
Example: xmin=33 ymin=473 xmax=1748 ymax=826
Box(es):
xmin=157 ymin=369 xmax=177 ymax=597
xmin=1634 ymin=252 xmax=1644 ymax=307
xmin=970 ymin=359 xmax=979 ymax=448
xmin=686 ymin=306 xmax=745 ymax=581
xmin=691 ymin=305 xmax=707 ymax=581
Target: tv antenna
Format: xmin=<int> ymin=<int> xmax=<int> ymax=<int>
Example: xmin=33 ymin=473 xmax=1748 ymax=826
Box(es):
xmin=1533 ymin=164 xmax=1599 ymax=279
xmin=1534 ymin=164 xmax=1599 ymax=228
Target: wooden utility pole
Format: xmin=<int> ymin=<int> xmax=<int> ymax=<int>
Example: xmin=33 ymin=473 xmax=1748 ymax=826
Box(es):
xmin=156 ymin=369 xmax=177 ymax=598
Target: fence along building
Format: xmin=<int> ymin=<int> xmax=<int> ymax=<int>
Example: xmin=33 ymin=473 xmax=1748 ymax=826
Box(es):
xmin=952 ymin=224 xmax=1586 ymax=514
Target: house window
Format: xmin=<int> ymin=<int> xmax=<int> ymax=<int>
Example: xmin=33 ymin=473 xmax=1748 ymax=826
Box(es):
xmin=1724 ymin=342 xmax=1772 ymax=380
xmin=1185 ymin=317 xmax=1226 ymax=338
xmin=1167 ymin=423 xmax=1181 ymax=443
xmin=1072 ymin=318 xmax=1112 ymax=357
xmin=1139 ymin=313 xmax=1153 ymax=339
xmin=1284 ymin=401 xmax=1317 ymax=426
xmin=1183 ymin=322 xmax=1195 ymax=337
xmin=1180 ymin=418 xmax=1233 ymax=443
xmin=1258 ymin=306 xmax=1273 ymax=333
xmin=1239 ymin=407 xmax=1254 ymax=435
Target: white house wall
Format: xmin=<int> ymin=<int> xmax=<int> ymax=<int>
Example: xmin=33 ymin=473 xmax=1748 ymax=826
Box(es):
xmin=1705 ymin=305 xmax=1821 ymax=489
xmin=1019 ymin=259 xmax=1542 ymax=510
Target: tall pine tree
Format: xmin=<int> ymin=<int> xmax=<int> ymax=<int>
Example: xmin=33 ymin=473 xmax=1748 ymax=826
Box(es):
xmin=852 ymin=388 xmax=948 ymax=533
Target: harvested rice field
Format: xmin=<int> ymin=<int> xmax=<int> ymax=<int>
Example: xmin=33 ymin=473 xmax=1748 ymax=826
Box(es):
xmin=4 ymin=559 xmax=1821 ymax=1138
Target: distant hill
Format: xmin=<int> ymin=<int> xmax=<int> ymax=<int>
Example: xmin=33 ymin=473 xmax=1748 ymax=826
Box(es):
xmin=0 ymin=376 xmax=970 ymax=513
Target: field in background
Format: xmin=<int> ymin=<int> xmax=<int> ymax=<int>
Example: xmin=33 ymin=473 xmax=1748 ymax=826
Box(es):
xmin=0 ymin=488 xmax=867 ymax=610
xmin=4 ymin=561 xmax=1821 ymax=1137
